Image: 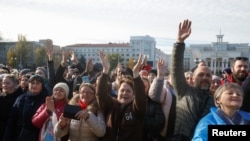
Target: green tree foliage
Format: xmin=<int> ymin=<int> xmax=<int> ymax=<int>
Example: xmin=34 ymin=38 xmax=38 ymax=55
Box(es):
xmin=107 ymin=53 xmax=123 ymax=71
xmin=127 ymin=57 xmax=136 ymax=69
xmin=7 ymin=47 xmax=18 ymax=67
xmin=16 ymin=35 xmax=31 ymax=68
xmin=35 ymin=47 xmax=46 ymax=67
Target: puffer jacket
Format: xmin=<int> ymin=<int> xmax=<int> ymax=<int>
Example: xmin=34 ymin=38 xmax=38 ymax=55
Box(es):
xmin=54 ymin=95 xmax=106 ymax=141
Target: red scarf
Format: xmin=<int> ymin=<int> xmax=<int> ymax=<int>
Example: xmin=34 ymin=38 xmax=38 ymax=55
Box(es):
xmin=78 ymin=100 xmax=88 ymax=110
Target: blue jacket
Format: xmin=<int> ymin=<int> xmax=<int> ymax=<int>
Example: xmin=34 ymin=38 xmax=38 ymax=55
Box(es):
xmin=192 ymin=107 xmax=250 ymax=141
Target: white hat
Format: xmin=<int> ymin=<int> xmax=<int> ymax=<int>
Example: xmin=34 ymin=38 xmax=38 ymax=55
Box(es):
xmin=53 ymin=82 xmax=69 ymax=97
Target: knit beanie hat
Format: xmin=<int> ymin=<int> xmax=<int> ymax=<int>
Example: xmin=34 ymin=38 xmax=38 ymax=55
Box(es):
xmin=29 ymin=75 xmax=45 ymax=86
xmin=53 ymin=82 xmax=69 ymax=98
xmin=36 ymin=67 xmax=48 ymax=78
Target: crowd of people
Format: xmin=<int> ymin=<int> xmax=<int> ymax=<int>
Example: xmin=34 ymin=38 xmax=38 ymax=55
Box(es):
xmin=0 ymin=19 xmax=250 ymax=141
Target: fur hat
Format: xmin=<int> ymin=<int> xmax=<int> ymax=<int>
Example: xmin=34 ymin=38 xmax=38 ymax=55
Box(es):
xmin=53 ymin=82 xmax=69 ymax=98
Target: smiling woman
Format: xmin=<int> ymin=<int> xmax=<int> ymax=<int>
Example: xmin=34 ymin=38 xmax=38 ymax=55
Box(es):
xmin=192 ymin=83 xmax=250 ymax=141
xmin=0 ymin=74 xmax=23 ymax=141
xmin=96 ymin=51 xmax=146 ymax=141
xmin=3 ymin=74 xmax=48 ymax=141
xmin=53 ymin=82 xmax=106 ymax=141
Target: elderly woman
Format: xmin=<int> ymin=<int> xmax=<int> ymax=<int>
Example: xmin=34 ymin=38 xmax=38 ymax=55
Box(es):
xmin=54 ymin=83 xmax=106 ymax=141
xmin=96 ymin=51 xmax=147 ymax=141
xmin=192 ymin=83 xmax=250 ymax=141
xmin=3 ymin=75 xmax=48 ymax=141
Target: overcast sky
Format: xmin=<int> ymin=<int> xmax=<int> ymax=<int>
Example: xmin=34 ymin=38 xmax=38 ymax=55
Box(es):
xmin=1 ymin=0 xmax=250 ymax=54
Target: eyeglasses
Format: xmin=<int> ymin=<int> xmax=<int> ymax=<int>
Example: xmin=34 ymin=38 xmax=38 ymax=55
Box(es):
xmin=235 ymin=57 xmax=249 ymax=61
xmin=80 ymin=91 xmax=94 ymax=95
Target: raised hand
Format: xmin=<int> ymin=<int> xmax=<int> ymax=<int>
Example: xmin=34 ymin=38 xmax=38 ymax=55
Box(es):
xmin=133 ymin=54 xmax=146 ymax=78
xmin=177 ymin=19 xmax=192 ymax=43
xmin=61 ymin=49 xmax=68 ymax=66
xmin=85 ymin=58 xmax=93 ymax=73
xmin=46 ymin=48 xmax=54 ymax=61
xmin=99 ymin=51 xmax=110 ymax=74
xmin=157 ymin=59 xmax=166 ymax=79
xmin=70 ymin=50 xmax=78 ymax=64
xmin=45 ymin=96 xmax=55 ymax=112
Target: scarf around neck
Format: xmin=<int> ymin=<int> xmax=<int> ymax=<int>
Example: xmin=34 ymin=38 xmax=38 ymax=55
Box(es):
xmin=78 ymin=100 xmax=88 ymax=110
xmin=216 ymin=108 xmax=245 ymax=125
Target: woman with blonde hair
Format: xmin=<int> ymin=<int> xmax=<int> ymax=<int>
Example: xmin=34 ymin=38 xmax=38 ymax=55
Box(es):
xmin=192 ymin=83 xmax=250 ymax=141
xmin=0 ymin=74 xmax=23 ymax=140
xmin=54 ymin=83 xmax=106 ymax=141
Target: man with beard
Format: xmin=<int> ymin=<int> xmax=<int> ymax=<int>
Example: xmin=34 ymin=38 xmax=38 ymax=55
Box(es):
xmin=149 ymin=19 xmax=215 ymax=141
xmin=222 ymin=57 xmax=249 ymax=85
xmin=226 ymin=57 xmax=250 ymax=112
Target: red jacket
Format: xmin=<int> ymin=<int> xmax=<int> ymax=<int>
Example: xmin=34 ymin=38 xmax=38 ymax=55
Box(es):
xmin=222 ymin=74 xmax=247 ymax=86
xmin=32 ymin=100 xmax=67 ymax=128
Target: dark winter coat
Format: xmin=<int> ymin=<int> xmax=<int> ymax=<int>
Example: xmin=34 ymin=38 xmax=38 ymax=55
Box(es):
xmin=143 ymin=96 xmax=165 ymax=141
xmin=0 ymin=87 xmax=24 ymax=140
xmin=96 ymin=73 xmax=147 ymax=141
xmin=3 ymin=88 xmax=48 ymax=141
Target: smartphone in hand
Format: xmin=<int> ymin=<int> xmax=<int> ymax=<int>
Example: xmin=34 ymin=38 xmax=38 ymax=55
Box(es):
xmin=63 ymin=104 xmax=82 ymax=120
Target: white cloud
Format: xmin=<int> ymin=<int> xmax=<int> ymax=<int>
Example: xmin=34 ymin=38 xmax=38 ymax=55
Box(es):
xmin=1 ymin=0 xmax=250 ymax=54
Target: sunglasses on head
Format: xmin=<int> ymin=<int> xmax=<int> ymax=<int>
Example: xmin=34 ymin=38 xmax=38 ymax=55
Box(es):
xmin=235 ymin=57 xmax=249 ymax=61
